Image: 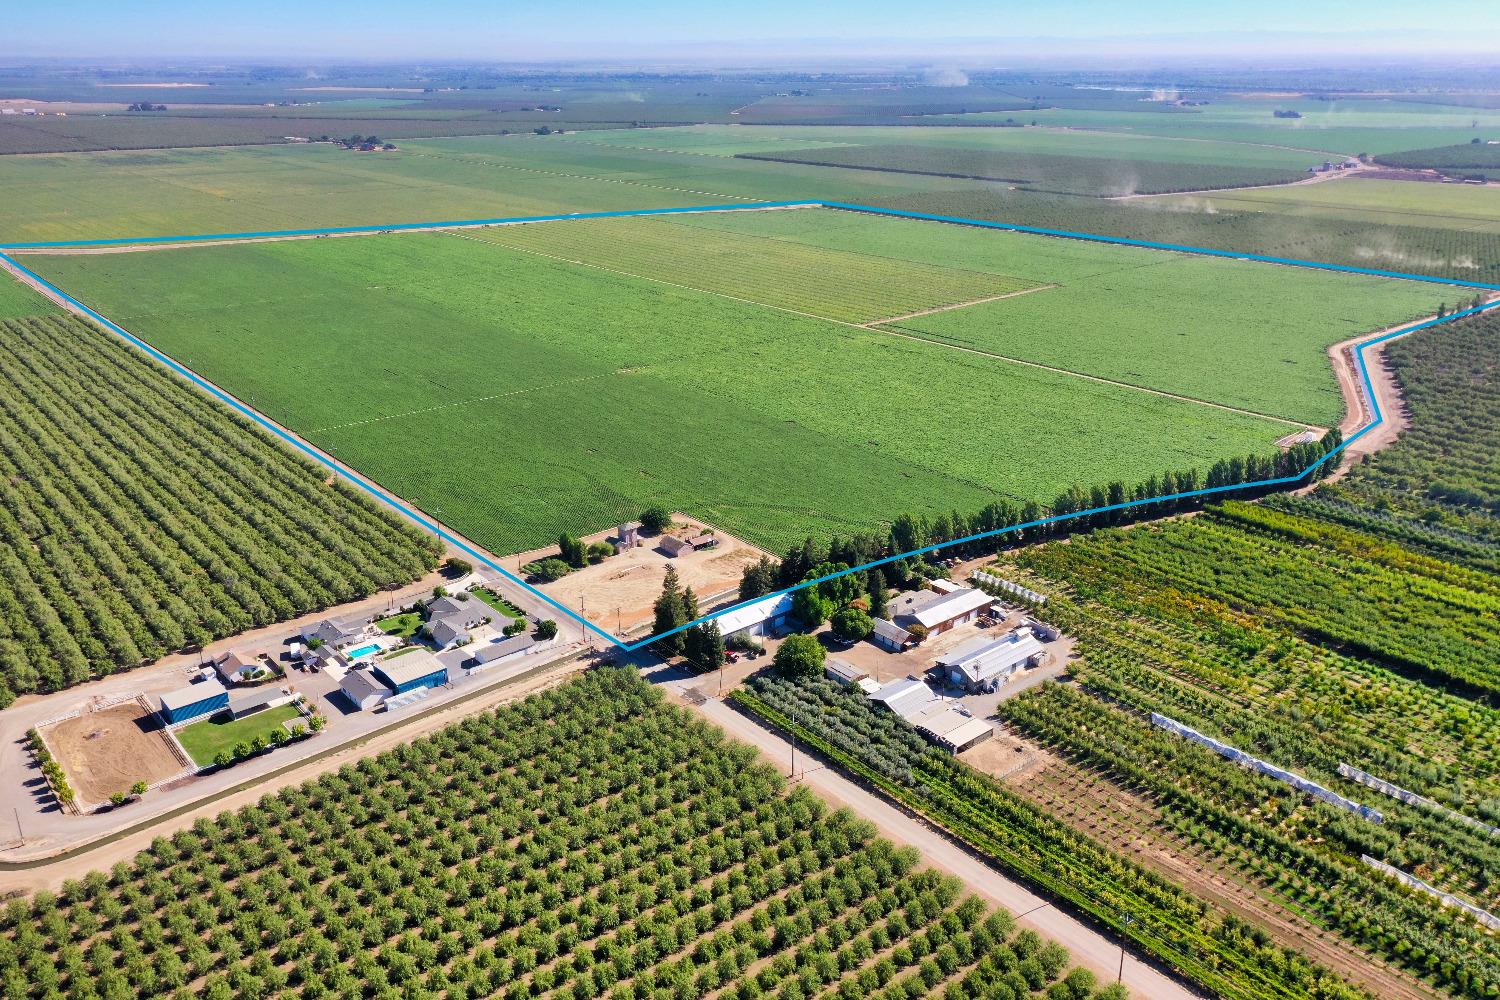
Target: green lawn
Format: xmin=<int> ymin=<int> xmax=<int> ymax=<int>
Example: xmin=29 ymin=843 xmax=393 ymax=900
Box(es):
xmin=176 ymin=705 xmax=304 ymax=767
xmin=376 ymin=612 xmax=422 ymax=638
xmin=471 ymin=588 xmax=524 ymax=620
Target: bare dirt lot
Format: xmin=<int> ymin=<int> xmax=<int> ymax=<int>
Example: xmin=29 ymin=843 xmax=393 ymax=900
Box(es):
xmin=42 ymin=700 xmax=186 ymax=807
xmin=500 ymin=515 xmax=771 ymax=636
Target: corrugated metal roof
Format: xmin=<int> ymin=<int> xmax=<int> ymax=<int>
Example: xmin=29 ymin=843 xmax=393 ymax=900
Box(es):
xmin=714 ymin=592 xmax=793 ymax=635
xmin=159 ymin=679 xmax=226 ymax=712
xmin=870 ymin=678 xmax=937 ymax=719
xmin=911 ymin=589 xmax=992 ymax=629
xmin=373 ymin=649 xmax=447 ymax=687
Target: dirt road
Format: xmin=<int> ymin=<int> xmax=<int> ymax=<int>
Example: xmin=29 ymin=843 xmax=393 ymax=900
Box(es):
xmin=646 ymin=663 xmax=1204 ymax=999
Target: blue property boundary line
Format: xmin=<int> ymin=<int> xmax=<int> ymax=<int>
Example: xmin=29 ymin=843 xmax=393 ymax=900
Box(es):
xmin=4 ymin=200 xmax=1498 ymax=653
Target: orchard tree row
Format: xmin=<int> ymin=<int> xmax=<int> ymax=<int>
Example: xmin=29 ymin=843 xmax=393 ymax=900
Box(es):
xmin=0 ymin=315 xmax=440 ymax=706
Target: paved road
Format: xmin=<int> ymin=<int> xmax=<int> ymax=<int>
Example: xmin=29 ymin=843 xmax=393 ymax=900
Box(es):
xmin=643 ymin=662 xmax=1203 ymax=999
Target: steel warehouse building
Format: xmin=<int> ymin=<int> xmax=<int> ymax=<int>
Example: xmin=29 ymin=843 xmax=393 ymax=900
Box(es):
xmin=371 ymin=649 xmax=448 ymax=695
xmin=158 ymin=679 xmax=229 ymax=726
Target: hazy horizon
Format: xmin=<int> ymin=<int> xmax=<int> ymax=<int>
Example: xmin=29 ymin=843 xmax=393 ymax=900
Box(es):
xmin=6 ymin=1 xmax=1500 ymax=64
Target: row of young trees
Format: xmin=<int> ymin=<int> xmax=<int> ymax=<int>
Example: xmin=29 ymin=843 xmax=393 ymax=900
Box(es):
xmin=736 ymin=675 xmax=1376 ymax=1000
xmin=728 ymin=431 xmax=1343 ymax=635
xmin=0 ymin=315 xmax=441 ymax=707
xmin=1003 ymin=683 xmax=1500 ymax=999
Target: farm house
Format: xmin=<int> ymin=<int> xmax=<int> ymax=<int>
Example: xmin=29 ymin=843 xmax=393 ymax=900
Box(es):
xmin=371 ymin=649 xmax=448 ymax=695
xmin=890 ymin=587 xmax=993 ymax=637
xmin=157 ymin=680 xmax=229 ymax=726
xmin=936 ymin=628 xmax=1046 ymax=693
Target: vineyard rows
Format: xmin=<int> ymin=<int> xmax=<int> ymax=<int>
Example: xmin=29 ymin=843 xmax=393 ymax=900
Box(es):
xmin=0 ymin=670 xmax=1118 ymax=1000
xmin=733 ymin=675 xmax=1374 ymax=1000
xmin=0 ymin=314 xmax=440 ymax=706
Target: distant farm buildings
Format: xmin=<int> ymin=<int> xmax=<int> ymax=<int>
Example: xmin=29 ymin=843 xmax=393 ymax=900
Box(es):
xmin=659 ymin=532 xmax=717 ymax=558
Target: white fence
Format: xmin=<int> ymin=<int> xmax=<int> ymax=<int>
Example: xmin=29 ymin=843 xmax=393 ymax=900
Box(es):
xmin=1151 ymin=713 xmax=1383 ymax=823
xmin=970 ymin=571 xmax=1047 ymax=605
xmin=1361 ymin=855 xmax=1500 ymax=931
xmin=1338 ymin=763 xmax=1500 ymax=838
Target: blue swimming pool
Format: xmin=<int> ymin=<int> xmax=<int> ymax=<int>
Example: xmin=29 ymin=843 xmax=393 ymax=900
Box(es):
xmin=346 ymin=643 xmax=381 ymax=659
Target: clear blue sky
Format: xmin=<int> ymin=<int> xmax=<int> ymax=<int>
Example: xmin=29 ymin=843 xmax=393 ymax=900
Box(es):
xmin=7 ymin=0 xmax=1500 ymax=61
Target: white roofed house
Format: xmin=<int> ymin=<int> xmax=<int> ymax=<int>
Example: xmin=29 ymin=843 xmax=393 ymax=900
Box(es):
xmin=715 ymin=592 xmax=795 ymax=642
xmin=890 ymin=587 xmax=993 ymax=638
xmin=339 ymin=669 xmax=391 ymax=712
xmin=869 ymin=677 xmax=938 ymax=720
xmin=935 ymin=628 xmax=1046 ymax=693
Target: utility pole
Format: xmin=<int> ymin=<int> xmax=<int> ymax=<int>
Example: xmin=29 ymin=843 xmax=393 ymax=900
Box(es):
xmin=1118 ymin=913 xmax=1135 ymax=983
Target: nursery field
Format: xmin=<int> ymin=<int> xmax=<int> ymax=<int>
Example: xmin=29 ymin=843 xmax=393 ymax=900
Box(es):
xmin=24 ymin=212 xmax=1322 ymax=557
xmin=476 ymin=207 xmax=1441 ymax=425
xmin=0 ymin=669 xmax=1117 ymax=1000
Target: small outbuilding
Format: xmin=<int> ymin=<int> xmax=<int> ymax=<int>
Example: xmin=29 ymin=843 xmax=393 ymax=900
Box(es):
xmin=825 ymin=659 xmax=869 ymax=686
xmin=466 ymin=632 xmax=541 ymax=672
xmin=339 ymin=669 xmax=391 ymax=712
xmin=659 ymin=533 xmax=717 ymax=558
xmin=158 ymin=680 xmax=229 ymax=726
xmin=228 ymin=686 xmax=297 ymax=719
xmin=870 ymin=618 xmax=914 ymax=651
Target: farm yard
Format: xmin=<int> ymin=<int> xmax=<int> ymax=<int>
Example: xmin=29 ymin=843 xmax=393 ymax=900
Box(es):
xmin=0 ymin=669 xmax=1118 ymax=1000
xmin=38 ymin=700 xmax=187 ymax=808
xmin=20 ymin=204 xmax=1437 ymax=560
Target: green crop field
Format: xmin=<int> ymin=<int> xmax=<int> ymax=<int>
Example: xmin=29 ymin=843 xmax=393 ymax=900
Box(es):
xmin=27 ymin=210 xmax=1324 ymax=558
xmin=481 ymin=207 xmax=1439 ymax=425
xmin=0 ymin=270 xmax=57 ymax=319
xmin=1155 ymin=177 xmax=1500 ymax=233
xmin=464 ymin=212 xmax=1042 ymax=324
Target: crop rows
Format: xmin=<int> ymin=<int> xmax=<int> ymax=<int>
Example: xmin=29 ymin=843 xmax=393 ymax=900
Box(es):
xmin=866 ymin=188 xmax=1500 ymax=283
xmin=1002 ymin=684 xmax=1500 ymax=998
xmin=0 ymin=670 xmax=1111 ymax=1000
xmin=734 ymin=674 xmax=1374 ymax=1000
xmin=1016 ymin=501 xmax=1500 ymax=701
xmin=466 ymin=214 xmax=1040 ymax=325
xmin=0 ymin=314 xmax=440 ymax=705
xmin=736 ymin=145 xmax=1307 ymax=197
